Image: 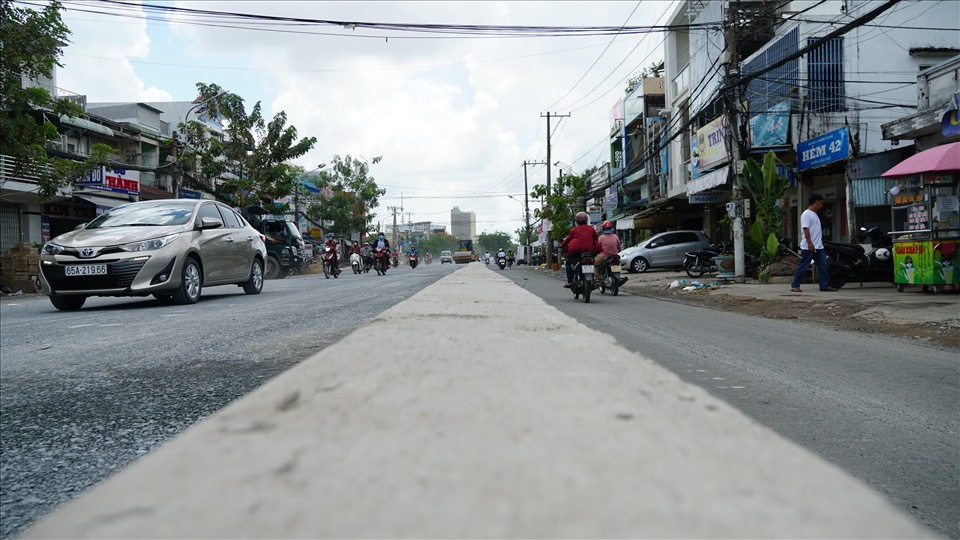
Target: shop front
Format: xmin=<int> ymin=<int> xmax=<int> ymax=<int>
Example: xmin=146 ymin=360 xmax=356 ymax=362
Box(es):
xmin=796 ymin=127 xmax=852 ymax=247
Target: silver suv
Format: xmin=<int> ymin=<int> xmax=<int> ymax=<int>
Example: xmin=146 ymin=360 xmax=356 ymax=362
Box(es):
xmin=619 ymin=230 xmax=710 ymax=273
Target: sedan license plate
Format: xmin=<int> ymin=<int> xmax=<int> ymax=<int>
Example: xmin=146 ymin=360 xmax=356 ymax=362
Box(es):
xmin=610 ymin=265 xmax=621 ymax=272
xmin=65 ymin=264 xmax=108 ymax=277
xmin=581 ymin=264 xmax=595 ymax=273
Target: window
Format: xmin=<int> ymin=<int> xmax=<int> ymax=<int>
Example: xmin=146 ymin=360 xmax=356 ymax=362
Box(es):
xmin=677 ymin=232 xmax=701 ymax=244
xmin=808 ymin=37 xmax=845 ymax=112
xmin=217 ymin=205 xmax=242 ymax=228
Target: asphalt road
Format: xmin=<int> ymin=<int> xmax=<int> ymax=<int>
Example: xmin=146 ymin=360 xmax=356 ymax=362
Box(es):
xmin=0 ymin=261 xmax=458 ymax=540
xmin=503 ymin=266 xmax=959 ymax=539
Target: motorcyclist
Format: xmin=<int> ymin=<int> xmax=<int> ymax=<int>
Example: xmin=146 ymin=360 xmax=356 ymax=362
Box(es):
xmin=361 ymin=242 xmax=373 ymax=270
xmin=595 ymin=221 xmax=622 ymax=271
xmin=484 ymin=251 xmax=491 ymax=264
xmin=496 ymin=247 xmax=507 ymax=263
xmin=323 ymin=233 xmax=340 ymax=275
xmin=348 ymin=242 xmax=362 ymax=256
xmin=372 ymin=232 xmax=390 ymax=250
xmin=560 ymin=211 xmax=600 ymax=288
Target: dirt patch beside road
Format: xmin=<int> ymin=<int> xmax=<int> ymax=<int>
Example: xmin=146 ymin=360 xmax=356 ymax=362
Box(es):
xmin=625 ymin=285 xmax=960 ymax=351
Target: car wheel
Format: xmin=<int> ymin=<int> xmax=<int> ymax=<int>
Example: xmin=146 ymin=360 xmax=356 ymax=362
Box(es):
xmin=50 ymin=295 xmax=85 ymax=311
xmin=264 ymin=255 xmax=281 ymax=279
xmin=242 ymin=258 xmax=264 ymax=295
xmin=276 ymin=266 xmax=290 ymax=280
xmin=630 ymin=257 xmax=649 ymax=273
xmin=172 ymin=257 xmax=202 ymax=305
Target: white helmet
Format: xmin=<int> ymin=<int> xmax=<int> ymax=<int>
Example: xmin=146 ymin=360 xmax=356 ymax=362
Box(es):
xmin=874 ymin=247 xmax=891 ymax=261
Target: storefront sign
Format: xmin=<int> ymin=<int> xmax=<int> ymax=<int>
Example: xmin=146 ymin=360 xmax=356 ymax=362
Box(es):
xmin=689 ymin=191 xmax=723 ymax=204
xmin=942 ymin=93 xmax=960 ymax=137
xmin=179 ymin=188 xmax=201 ymax=199
xmin=588 ymin=206 xmax=603 ymax=225
xmin=76 ymin=166 xmax=141 ymax=195
xmin=694 ymin=117 xmax=731 ymax=173
xmin=797 ymin=127 xmax=849 ymax=171
xmin=749 ymin=101 xmax=790 ymax=147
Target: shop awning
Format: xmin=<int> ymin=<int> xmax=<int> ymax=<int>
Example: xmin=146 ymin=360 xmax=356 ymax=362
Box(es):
xmin=687 ymin=165 xmax=730 ymax=195
xmin=59 ymin=115 xmax=115 ymax=137
xmin=881 ymin=141 xmax=960 ymax=177
xmin=73 ymin=193 xmax=132 ymax=215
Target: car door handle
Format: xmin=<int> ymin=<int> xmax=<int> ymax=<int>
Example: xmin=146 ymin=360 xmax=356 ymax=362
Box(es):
xmin=225 ymin=238 xmax=235 ymax=244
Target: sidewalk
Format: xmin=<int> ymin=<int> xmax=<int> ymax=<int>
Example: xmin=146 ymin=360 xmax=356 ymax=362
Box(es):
xmin=533 ymin=264 xmax=960 ymax=332
xmin=23 ymin=264 xmax=931 ymax=538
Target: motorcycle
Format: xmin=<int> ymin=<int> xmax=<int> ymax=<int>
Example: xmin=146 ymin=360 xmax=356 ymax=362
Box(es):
xmin=596 ymin=254 xmax=626 ymax=296
xmin=350 ymin=252 xmax=363 ymax=274
xmin=424 ymin=253 xmax=433 ymax=265
xmin=373 ymin=247 xmax=390 ymax=276
xmin=391 ymin=251 xmax=399 ymax=268
xmin=507 ymin=255 xmax=515 ymax=268
xmin=682 ymin=242 xmax=724 ymax=278
xmin=497 ymin=255 xmax=507 ymax=269
xmin=570 ymin=252 xmax=597 ymax=303
xmin=321 ymin=245 xmax=341 ymax=279
xmin=484 ymin=255 xmax=491 ymax=265
xmin=409 ymin=252 xmax=419 ymax=269
xmin=823 ymin=226 xmax=894 ymax=289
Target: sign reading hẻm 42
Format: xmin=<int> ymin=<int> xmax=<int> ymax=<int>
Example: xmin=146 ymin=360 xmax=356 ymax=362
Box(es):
xmin=797 ymin=127 xmax=849 ymax=171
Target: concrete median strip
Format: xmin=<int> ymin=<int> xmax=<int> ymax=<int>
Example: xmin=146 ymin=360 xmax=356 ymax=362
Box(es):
xmin=23 ymin=264 xmax=930 ymax=538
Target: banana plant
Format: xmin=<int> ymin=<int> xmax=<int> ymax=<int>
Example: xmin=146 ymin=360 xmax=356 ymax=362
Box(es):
xmin=742 ymin=151 xmax=789 ymax=265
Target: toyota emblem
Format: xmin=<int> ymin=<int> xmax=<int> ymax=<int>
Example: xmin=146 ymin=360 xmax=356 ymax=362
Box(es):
xmin=81 ymin=248 xmax=96 ymax=258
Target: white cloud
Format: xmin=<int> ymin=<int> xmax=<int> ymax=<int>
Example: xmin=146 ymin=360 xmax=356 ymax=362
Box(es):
xmin=57 ymin=0 xmax=670 ymax=233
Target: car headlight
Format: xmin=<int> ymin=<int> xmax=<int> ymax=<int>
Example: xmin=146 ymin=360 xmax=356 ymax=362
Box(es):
xmin=120 ymin=234 xmax=180 ymax=252
xmin=41 ymin=243 xmax=65 ymax=255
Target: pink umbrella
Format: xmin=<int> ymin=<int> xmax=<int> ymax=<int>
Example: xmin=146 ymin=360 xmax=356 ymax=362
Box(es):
xmin=881 ymin=141 xmax=960 ymax=177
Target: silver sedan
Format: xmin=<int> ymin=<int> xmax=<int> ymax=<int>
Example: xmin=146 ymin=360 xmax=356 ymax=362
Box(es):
xmin=38 ymin=199 xmax=267 ymax=311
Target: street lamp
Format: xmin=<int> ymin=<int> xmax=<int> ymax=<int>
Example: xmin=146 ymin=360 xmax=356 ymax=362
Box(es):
xmin=173 ymin=89 xmax=228 ymax=198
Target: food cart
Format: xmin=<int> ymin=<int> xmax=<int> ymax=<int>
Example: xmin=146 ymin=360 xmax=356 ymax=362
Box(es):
xmin=882 ymin=142 xmax=960 ymax=294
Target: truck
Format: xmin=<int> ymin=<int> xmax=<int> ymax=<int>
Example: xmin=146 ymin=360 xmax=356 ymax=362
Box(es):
xmin=453 ymin=239 xmax=477 ymax=264
xmin=241 ymin=206 xmax=305 ymax=279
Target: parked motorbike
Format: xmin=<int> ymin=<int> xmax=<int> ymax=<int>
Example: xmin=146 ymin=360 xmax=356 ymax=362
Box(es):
xmin=497 ymin=255 xmax=507 ymax=269
xmin=321 ymin=245 xmax=341 ymax=279
xmin=823 ymin=226 xmax=894 ymax=289
xmin=596 ymin=254 xmax=626 ymax=296
xmin=570 ymin=252 xmax=597 ymax=303
xmin=373 ymin=247 xmax=390 ymax=276
xmin=409 ymin=252 xmax=419 ymax=269
xmin=683 ymin=242 xmax=724 ymax=278
xmin=350 ymin=252 xmax=363 ymax=274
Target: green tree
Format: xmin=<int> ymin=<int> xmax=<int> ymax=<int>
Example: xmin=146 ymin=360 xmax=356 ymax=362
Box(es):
xmin=187 ymin=82 xmax=316 ymax=207
xmin=306 ymin=155 xmax=385 ymax=239
xmin=477 ymin=231 xmax=512 ymax=254
xmin=1 ymin=0 xmax=114 ymax=199
xmin=530 ymin=170 xmax=589 ymax=244
xmin=741 ymin=150 xmax=789 ymax=264
xmin=420 ymin=232 xmax=460 ymax=257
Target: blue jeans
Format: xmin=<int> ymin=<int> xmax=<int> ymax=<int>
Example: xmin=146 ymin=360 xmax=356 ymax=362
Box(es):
xmin=792 ymin=249 xmax=831 ymax=290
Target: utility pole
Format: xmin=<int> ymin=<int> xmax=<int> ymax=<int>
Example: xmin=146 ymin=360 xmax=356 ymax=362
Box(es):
xmin=723 ymin=5 xmax=747 ymax=283
xmin=540 ymin=111 xmax=570 ymax=270
xmin=388 ymin=205 xmax=400 ymax=249
xmin=524 ymin=160 xmax=547 ymax=262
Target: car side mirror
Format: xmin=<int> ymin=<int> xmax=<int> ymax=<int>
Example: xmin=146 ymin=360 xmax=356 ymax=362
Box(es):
xmin=199 ymin=217 xmax=224 ymax=230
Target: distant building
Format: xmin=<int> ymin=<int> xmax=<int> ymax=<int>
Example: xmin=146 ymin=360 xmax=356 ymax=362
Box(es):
xmin=450 ymin=207 xmax=476 ymax=244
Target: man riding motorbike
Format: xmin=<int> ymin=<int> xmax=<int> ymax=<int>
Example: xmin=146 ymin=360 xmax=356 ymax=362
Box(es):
xmin=561 ymin=211 xmax=600 ymax=288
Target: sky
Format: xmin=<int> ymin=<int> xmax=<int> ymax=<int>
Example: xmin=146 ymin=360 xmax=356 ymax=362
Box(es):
xmin=46 ymin=0 xmax=675 ymax=237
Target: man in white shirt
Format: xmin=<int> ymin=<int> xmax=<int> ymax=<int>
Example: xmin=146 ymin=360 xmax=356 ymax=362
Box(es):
xmin=791 ymin=193 xmax=836 ymax=292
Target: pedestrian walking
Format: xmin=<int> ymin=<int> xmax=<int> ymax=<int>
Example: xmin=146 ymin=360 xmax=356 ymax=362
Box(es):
xmin=791 ymin=193 xmax=836 ymax=292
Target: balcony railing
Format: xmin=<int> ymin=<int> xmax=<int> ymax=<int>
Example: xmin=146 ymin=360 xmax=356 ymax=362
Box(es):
xmin=673 ymin=64 xmax=690 ymax=99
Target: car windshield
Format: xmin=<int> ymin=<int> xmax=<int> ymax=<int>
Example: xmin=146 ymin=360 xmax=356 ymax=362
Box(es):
xmin=84 ymin=201 xmax=196 ymax=229
xmin=285 ymin=221 xmax=303 ymax=240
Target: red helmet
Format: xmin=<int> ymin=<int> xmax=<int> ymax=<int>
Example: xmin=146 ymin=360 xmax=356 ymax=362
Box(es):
xmin=575 ymin=211 xmax=589 ymax=224
xmin=601 ymin=221 xmax=613 ymax=230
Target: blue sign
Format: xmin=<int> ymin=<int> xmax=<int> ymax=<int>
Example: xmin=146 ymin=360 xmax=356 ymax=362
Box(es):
xmin=750 ymin=101 xmax=790 ymax=147
xmin=179 ymin=189 xmax=201 ymax=199
xmin=798 ymin=127 xmax=849 ymax=171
